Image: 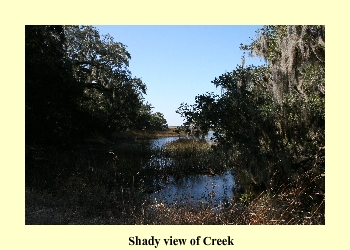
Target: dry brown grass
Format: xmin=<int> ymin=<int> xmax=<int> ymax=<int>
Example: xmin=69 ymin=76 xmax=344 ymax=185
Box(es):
xmin=26 ymin=169 xmax=324 ymax=225
xmin=134 ymin=169 xmax=325 ymax=225
xmin=111 ymin=127 xmax=186 ymax=140
xmin=26 ymin=139 xmax=324 ymax=225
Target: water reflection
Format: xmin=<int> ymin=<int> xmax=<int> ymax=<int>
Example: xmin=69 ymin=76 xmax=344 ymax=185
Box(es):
xmin=145 ymin=133 xmax=235 ymax=210
xmin=149 ymin=171 xmax=235 ymax=210
xmin=149 ymin=136 xmax=179 ymax=148
xmin=149 ymin=130 xmax=215 ymax=148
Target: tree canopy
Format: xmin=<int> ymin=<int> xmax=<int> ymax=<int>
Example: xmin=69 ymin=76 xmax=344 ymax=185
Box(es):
xmin=177 ymin=25 xmax=325 ymax=189
xmin=26 ymin=25 xmax=168 ymax=144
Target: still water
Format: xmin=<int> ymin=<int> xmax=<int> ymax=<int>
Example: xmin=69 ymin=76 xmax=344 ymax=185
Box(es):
xmin=149 ymin=136 xmax=179 ymax=148
xmin=149 ymin=171 xmax=235 ymax=210
xmin=149 ymin=130 xmax=216 ymax=148
xmin=146 ymin=132 xmax=235 ymax=210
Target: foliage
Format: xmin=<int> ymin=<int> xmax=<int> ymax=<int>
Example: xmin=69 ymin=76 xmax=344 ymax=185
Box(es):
xmin=135 ymin=102 xmax=168 ymax=132
xmin=25 ymin=26 xmax=170 ymax=223
xmin=25 ymin=25 xmax=82 ymax=143
xmin=162 ymin=138 xmax=223 ymax=177
xmin=26 ymin=25 xmax=325 ymax=225
xmin=26 ymin=25 xmax=168 ymax=144
xmin=64 ymin=25 xmax=148 ymax=133
xmin=136 ymin=167 xmax=324 ymax=225
xmin=26 ymin=142 xmax=155 ymax=224
xmin=26 ymin=139 xmax=324 ymax=224
xmin=177 ymin=25 xmax=325 ymax=189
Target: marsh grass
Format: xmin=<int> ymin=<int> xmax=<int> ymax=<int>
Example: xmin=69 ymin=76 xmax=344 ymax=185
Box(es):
xmin=111 ymin=127 xmax=186 ymax=140
xmin=161 ymin=138 xmax=226 ymax=176
xmin=134 ymin=169 xmax=325 ymax=225
xmin=26 ymin=142 xmax=155 ymax=224
xmin=26 ymin=138 xmax=324 ymax=225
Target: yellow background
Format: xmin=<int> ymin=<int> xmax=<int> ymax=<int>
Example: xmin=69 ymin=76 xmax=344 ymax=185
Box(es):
xmin=1 ymin=0 xmax=347 ymax=249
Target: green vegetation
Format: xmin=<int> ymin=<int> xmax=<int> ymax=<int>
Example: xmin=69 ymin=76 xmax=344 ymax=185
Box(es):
xmin=26 ymin=142 xmax=153 ymax=224
xmin=25 ymin=139 xmax=220 ymax=224
xmin=25 ymin=25 xmax=171 ymax=224
xmin=162 ymin=139 xmax=225 ymax=176
xmin=136 ymin=170 xmax=324 ymax=225
xmin=26 ymin=136 xmax=324 ymax=224
xmin=176 ymin=25 xmax=325 ymax=223
xmin=26 ymin=25 xmax=325 ymax=225
xmin=26 ymin=25 xmax=168 ymax=145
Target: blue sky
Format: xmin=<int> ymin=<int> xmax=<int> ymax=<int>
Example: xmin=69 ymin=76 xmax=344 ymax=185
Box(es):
xmin=96 ymin=25 xmax=264 ymax=126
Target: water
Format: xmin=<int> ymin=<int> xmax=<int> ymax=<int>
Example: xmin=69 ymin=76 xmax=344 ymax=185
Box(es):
xmin=149 ymin=130 xmax=215 ymax=147
xmin=149 ymin=171 xmax=235 ymax=211
xmin=149 ymin=136 xmax=179 ymax=148
xmin=146 ymin=133 xmax=236 ymax=210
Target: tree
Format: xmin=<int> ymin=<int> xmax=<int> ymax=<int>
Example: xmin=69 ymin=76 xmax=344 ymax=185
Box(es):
xmin=242 ymin=25 xmax=325 ymax=156
xmin=64 ymin=25 xmax=147 ymax=134
xmin=26 ymin=25 xmax=81 ymax=143
xmin=135 ymin=102 xmax=168 ymax=132
xmin=26 ymin=25 xmax=167 ymax=142
xmin=177 ymin=25 xmax=325 ymax=189
xmin=149 ymin=112 xmax=168 ymax=131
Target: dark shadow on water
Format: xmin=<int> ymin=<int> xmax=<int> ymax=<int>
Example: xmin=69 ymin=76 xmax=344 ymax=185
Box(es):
xmin=149 ymin=171 xmax=235 ymax=212
xmin=26 ymin=133 xmax=236 ymax=224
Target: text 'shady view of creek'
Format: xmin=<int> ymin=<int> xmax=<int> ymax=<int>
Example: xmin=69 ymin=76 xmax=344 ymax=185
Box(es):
xmin=26 ymin=25 xmax=325 ymax=224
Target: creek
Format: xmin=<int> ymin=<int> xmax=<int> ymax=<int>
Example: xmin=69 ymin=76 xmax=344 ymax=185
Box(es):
xmin=145 ymin=131 xmax=236 ymax=210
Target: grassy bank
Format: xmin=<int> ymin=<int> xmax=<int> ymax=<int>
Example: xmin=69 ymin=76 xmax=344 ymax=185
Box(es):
xmin=111 ymin=126 xmax=186 ymax=140
xmin=26 ymin=141 xmax=153 ymax=224
xmin=26 ymin=168 xmax=324 ymax=225
xmin=25 ymin=136 xmax=324 ymax=225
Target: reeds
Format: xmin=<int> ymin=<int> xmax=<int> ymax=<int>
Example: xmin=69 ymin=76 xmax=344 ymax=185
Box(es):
xmin=134 ymin=168 xmax=324 ymax=225
xmin=26 ymin=138 xmax=324 ymax=225
xmin=162 ymin=138 xmax=225 ymax=176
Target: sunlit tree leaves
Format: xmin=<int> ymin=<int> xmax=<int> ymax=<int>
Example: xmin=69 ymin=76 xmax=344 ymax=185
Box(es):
xmin=177 ymin=25 xmax=325 ymax=189
xmin=64 ymin=25 xmax=148 ymax=132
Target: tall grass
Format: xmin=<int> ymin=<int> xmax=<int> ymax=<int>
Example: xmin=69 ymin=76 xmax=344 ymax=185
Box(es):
xmin=26 ymin=138 xmax=324 ymax=225
xmin=26 ymin=142 xmax=154 ymax=224
xmin=134 ymin=168 xmax=324 ymax=225
xmin=161 ymin=138 xmax=226 ymax=176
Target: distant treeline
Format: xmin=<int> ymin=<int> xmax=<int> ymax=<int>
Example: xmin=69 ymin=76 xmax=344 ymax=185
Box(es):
xmin=26 ymin=25 xmax=168 ymax=145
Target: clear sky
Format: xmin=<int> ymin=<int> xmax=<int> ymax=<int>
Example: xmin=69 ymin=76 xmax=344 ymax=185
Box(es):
xmin=96 ymin=25 xmax=264 ymax=126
